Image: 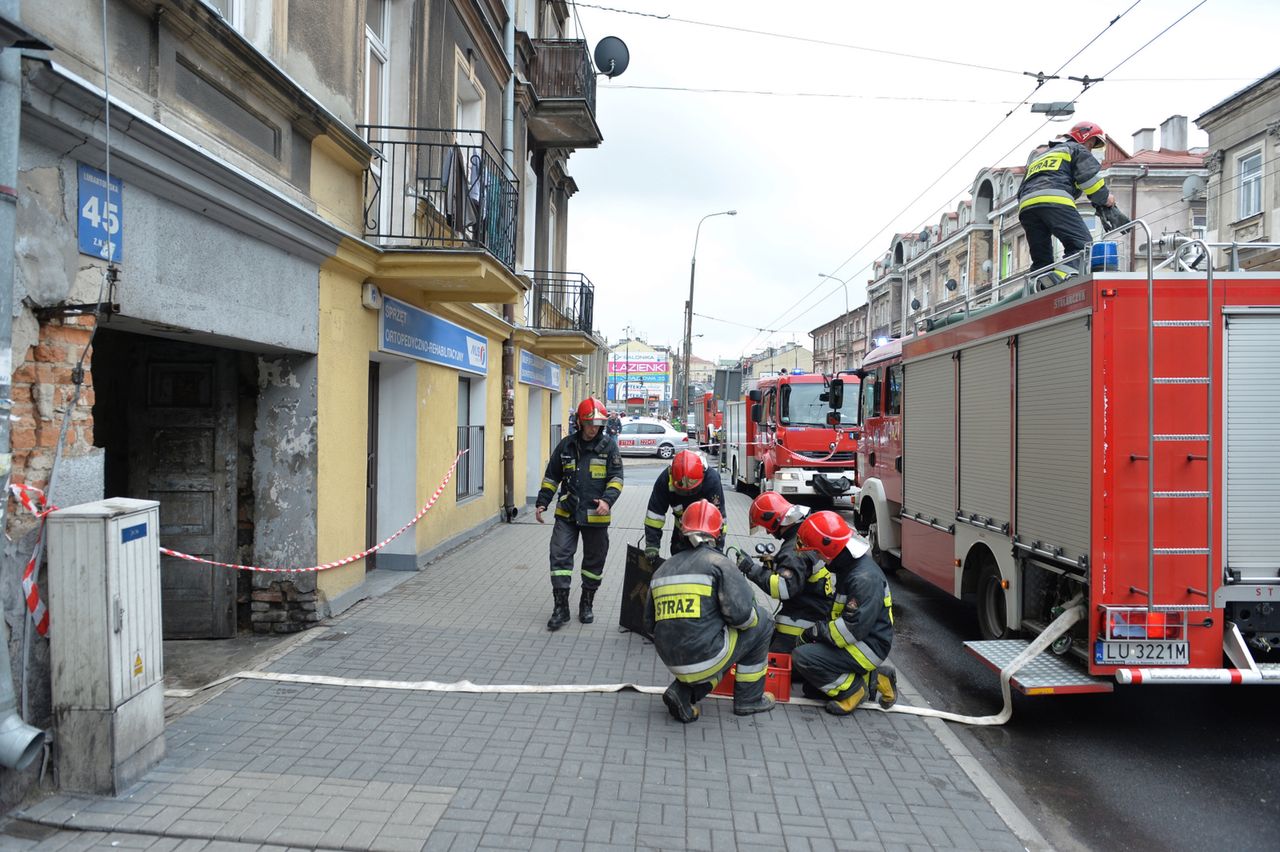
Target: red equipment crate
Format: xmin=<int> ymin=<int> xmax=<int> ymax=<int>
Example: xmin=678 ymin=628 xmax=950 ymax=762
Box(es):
xmin=709 ymin=652 xmax=792 ymax=702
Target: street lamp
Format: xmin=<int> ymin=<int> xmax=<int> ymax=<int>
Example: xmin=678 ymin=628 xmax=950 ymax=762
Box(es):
xmin=818 ymin=272 xmax=855 ymax=372
xmin=682 ymin=209 xmax=737 ymax=420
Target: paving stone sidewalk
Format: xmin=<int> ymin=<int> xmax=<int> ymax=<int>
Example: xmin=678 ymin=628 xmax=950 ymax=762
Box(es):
xmin=2 ymin=462 xmax=1032 ymax=851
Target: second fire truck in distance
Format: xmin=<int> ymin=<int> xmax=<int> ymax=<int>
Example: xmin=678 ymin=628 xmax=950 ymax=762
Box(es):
xmin=838 ymin=231 xmax=1280 ymax=692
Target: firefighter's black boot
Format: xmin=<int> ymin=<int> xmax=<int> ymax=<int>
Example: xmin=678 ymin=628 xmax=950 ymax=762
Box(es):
xmin=663 ymin=680 xmax=700 ymax=723
xmin=578 ymin=588 xmax=596 ymax=624
xmin=547 ymin=589 xmax=571 ymax=631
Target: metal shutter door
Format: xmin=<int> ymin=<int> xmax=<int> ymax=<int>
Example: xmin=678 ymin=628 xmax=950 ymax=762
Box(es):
xmin=1017 ymin=316 xmax=1090 ymax=563
xmin=960 ymin=340 xmax=1012 ymax=528
xmin=1226 ymin=314 xmax=1280 ymax=577
xmin=903 ymin=354 xmax=955 ymax=527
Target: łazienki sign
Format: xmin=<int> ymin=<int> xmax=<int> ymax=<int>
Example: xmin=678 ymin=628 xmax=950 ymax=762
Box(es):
xmin=379 ymin=296 xmax=488 ymax=375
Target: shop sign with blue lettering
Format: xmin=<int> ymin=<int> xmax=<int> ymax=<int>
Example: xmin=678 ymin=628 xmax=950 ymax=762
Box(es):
xmin=77 ymin=163 xmax=123 ymax=262
xmin=380 ymin=296 xmax=488 ymax=375
xmin=518 ymin=350 xmax=560 ymax=390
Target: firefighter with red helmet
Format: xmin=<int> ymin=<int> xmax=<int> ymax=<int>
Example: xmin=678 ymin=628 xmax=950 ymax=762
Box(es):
xmin=1017 ymin=120 xmax=1119 ymax=283
xmin=730 ymin=492 xmax=836 ymax=653
xmin=647 ymin=500 xmax=776 ymax=722
xmin=535 ymin=397 xmax=624 ymax=631
xmin=792 ymin=511 xmax=898 ymax=715
xmin=643 ymin=450 xmax=726 ymax=558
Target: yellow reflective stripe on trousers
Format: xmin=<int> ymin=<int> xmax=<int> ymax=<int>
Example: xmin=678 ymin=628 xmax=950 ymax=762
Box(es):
xmin=735 ymin=661 xmax=768 ymax=683
xmin=820 ymin=671 xmax=858 ymax=697
xmin=1019 ymin=194 xmax=1078 ymax=210
xmin=586 ymin=514 xmax=611 ymax=524
xmin=581 ymin=568 xmax=603 ymax=581
xmin=672 ymin=629 xmax=738 ymax=682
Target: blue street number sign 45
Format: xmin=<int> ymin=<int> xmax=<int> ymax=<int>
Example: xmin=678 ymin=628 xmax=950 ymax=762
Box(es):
xmin=77 ymin=163 xmax=123 ymax=262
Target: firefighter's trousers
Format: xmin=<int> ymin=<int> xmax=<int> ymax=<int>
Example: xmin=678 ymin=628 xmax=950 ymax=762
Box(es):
xmin=792 ymin=639 xmax=883 ymax=701
xmin=548 ymin=516 xmax=610 ymax=592
xmin=1019 ymin=203 xmax=1093 ymax=274
xmin=674 ymin=602 xmax=774 ymax=706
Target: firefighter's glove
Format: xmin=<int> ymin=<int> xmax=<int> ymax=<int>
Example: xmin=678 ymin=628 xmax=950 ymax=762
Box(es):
xmin=801 ymin=622 xmax=832 ymax=646
xmin=644 ymin=547 xmax=660 ymax=561
xmin=726 ymin=547 xmax=755 ymax=575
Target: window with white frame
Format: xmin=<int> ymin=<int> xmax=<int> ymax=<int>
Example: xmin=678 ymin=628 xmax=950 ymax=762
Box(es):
xmin=1238 ymin=151 xmax=1262 ymax=220
xmin=1191 ymin=202 xmax=1207 ymax=239
xmin=365 ymin=0 xmax=389 ymax=125
xmin=208 ymin=0 xmax=245 ymax=31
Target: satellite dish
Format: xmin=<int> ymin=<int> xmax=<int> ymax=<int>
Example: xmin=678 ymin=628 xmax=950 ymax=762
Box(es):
xmin=918 ymin=230 xmax=929 ymax=243
xmin=945 ymin=278 xmax=958 ymax=291
xmin=910 ymin=298 xmax=921 ymax=311
xmin=594 ymin=36 xmax=629 ymax=78
xmin=1182 ymin=173 xmax=1206 ymax=201
xmin=981 ymin=259 xmax=993 ymax=275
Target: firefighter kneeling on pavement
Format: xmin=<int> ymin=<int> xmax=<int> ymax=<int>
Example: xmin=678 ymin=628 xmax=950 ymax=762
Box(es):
xmin=729 ymin=492 xmax=836 ymax=654
xmin=535 ymin=398 xmax=624 ymax=631
xmin=647 ymin=500 xmax=776 ymax=723
xmin=643 ymin=449 xmax=725 ymax=558
xmin=792 ymin=511 xmax=898 ymax=715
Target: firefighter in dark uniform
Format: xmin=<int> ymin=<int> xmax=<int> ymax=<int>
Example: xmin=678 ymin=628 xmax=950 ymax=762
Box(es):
xmin=535 ymin=398 xmax=624 ymax=631
xmin=643 ymin=450 xmax=725 ymax=559
xmin=647 ymin=501 xmax=776 ymax=722
xmin=1017 ymin=120 xmax=1117 ymax=283
xmin=792 ymin=511 xmax=898 ymax=715
xmin=729 ymin=492 xmax=836 ymax=653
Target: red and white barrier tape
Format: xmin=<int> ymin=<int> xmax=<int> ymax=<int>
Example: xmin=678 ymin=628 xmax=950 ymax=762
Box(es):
xmin=8 ymin=483 xmax=54 ymax=636
xmin=160 ymin=450 xmax=465 ymax=573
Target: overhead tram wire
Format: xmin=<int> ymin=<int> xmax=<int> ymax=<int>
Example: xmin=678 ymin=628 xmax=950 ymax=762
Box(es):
xmin=770 ymin=0 xmax=1213 ymax=336
xmin=747 ymin=0 xmax=1172 ymax=348
xmin=691 ymin=311 xmax=805 ymax=335
xmin=574 ymin=3 xmax=1026 ymax=77
xmin=599 ymin=84 xmax=1020 ymax=105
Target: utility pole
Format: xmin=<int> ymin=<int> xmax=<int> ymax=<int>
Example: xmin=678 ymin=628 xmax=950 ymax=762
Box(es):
xmin=683 ymin=209 xmax=736 ymax=422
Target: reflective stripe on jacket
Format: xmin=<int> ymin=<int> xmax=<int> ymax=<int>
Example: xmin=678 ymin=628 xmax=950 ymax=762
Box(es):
xmin=649 ymin=544 xmax=758 ymax=683
xmin=744 ymin=525 xmax=835 ymax=634
xmin=1017 ymin=138 xmax=1109 ymax=211
xmin=535 ymin=431 xmax=624 ymax=526
xmin=643 ymin=465 xmax=727 ymax=550
xmin=815 ymin=549 xmax=894 ymax=666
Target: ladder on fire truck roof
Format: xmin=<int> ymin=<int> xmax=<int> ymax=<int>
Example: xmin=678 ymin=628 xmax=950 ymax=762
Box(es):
xmin=1145 ymin=239 xmax=1216 ymax=614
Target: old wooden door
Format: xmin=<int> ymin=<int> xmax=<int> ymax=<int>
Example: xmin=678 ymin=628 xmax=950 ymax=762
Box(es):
xmin=128 ymin=342 xmax=238 ymax=638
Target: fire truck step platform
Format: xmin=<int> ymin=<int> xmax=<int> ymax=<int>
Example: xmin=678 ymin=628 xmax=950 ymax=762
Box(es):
xmin=964 ymin=640 xmax=1114 ymax=695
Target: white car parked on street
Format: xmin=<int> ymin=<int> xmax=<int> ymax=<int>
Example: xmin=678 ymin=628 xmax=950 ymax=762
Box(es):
xmin=615 ymin=417 xmax=690 ymax=459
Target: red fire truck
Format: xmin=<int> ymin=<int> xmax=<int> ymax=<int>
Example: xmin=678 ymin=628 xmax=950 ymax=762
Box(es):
xmin=843 ymin=239 xmax=1280 ymax=692
xmin=724 ymin=372 xmax=860 ymax=502
xmin=697 ymin=392 xmax=724 ymax=454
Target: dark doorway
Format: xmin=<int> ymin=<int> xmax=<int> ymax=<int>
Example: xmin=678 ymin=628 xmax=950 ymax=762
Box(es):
xmin=365 ymin=361 xmax=379 ymax=571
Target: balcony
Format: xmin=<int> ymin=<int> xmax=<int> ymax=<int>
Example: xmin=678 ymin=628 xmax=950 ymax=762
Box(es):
xmin=523 ymin=271 xmax=600 ymax=355
xmin=358 ymin=126 xmax=522 ymax=301
xmin=526 ymin=40 xmax=603 ymax=149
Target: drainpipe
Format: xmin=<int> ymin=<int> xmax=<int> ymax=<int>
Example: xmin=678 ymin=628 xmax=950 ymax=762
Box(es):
xmin=0 ymin=0 xmax=49 ymax=770
xmin=500 ymin=0 xmax=517 ymax=521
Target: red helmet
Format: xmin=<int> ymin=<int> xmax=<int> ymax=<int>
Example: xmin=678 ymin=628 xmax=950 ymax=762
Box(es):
xmin=670 ymin=450 xmax=706 ymax=494
xmin=576 ymin=398 xmax=607 ymax=426
xmin=796 ymin=511 xmax=854 ymax=562
xmin=749 ymin=491 xmax=807 ymax=536
xmin=680 ymin=499 xmax=722 ymax=545
xmin=1067 ymin=121 xmax=1106 ymax=150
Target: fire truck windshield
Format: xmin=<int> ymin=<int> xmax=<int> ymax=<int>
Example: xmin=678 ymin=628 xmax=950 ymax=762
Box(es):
xmin=780 ymin=383 xmax=858 ymax=427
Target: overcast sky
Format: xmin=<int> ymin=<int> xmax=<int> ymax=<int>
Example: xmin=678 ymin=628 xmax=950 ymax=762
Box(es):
xmin=562 ymin=0 xmax=1279 ymax=363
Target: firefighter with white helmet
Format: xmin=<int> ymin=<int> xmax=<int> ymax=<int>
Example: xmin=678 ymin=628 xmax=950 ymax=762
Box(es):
xmin=730 ymin=492 xmax=835 ymax=653
xmin=648 ymin=500 xmax=776 ymax=722
xmin=643 ymin=449 xmax=726 ymax=559
xmin=1017 ymin=120 xmax=1119 ymax=284
xmin=792 ymin=511 xmax=898 ymax=715
xmin=535 ymin=397 xmax=624 ymax=631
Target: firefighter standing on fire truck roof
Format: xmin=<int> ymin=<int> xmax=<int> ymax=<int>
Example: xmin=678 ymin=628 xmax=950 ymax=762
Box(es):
xmin=729 ymin=492 xmax=836 ymax=654
xmin=535 ymin=398 xmax=624 ymax=631
xmin=1017 ymin=120 xmax=1117 ymax=283
xmin=792 ymin=511 xmax=898 ymax=715
xmin=643 ymin=450 xmax=726 ymax=559
xmin=647 ymin=500 xmax=776 ymax=723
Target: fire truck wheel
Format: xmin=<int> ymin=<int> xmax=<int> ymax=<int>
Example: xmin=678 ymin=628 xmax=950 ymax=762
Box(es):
xmin=868 ymin=521 xmax=900 ymax=574
xmin=731 ymin=459 xmax=744 ymax=492
xmin=975 ymin=561 xmax=1012 ymax=641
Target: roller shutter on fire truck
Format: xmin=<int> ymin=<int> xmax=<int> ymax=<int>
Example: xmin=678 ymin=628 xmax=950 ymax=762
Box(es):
xmin=959 ymin=339 xmax=1012 ymax=530
xmin=1016 ymin=316 xmax=1091 ymax=565
xmin=903 ymin=354 xmax=955 ymax=527
xmin=1225 ymin=313 xmax=1280 ymax=582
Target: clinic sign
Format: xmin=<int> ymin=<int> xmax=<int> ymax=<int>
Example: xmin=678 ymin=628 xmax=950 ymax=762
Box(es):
xmin=77 ymin=163 xmax=123 ymax=262
xmin=379 ymin=296 xmax=487 ymax=375
xmin=518 ymin=350 xmax=560 ymax=390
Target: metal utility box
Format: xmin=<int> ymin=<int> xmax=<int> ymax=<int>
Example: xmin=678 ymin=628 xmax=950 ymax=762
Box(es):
xmin=48 ymin=498 xmax=165 ymax=794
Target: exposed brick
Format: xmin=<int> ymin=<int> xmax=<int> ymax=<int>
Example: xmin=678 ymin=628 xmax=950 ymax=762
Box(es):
xmin=43 ymin=324 xmax=92 ymax=346
xmin=252 ymin=590 xmax=284 ymax=603
xmin=33 ymin=343 xmax=65 ymax=363
xmin=10 ymin=427 xmax=36 ymax=450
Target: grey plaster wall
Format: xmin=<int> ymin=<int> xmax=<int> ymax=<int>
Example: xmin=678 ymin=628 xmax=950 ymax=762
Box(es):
xmin=14 ymin=139 xmax=318 ymax=355
xmin=252 ymin=354 xmax=318 ymax=593
xmin=285 ymin=0 xmax=359 ymax=126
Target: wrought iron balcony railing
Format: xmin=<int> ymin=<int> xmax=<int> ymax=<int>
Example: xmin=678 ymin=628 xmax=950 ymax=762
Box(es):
xmin=529 ymin=39 xmax=597 ymax=112
xmin=525 ymin=271 xmax=595 ymax=334
xmin=359 ymin=125 xmax=519 ymax=269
